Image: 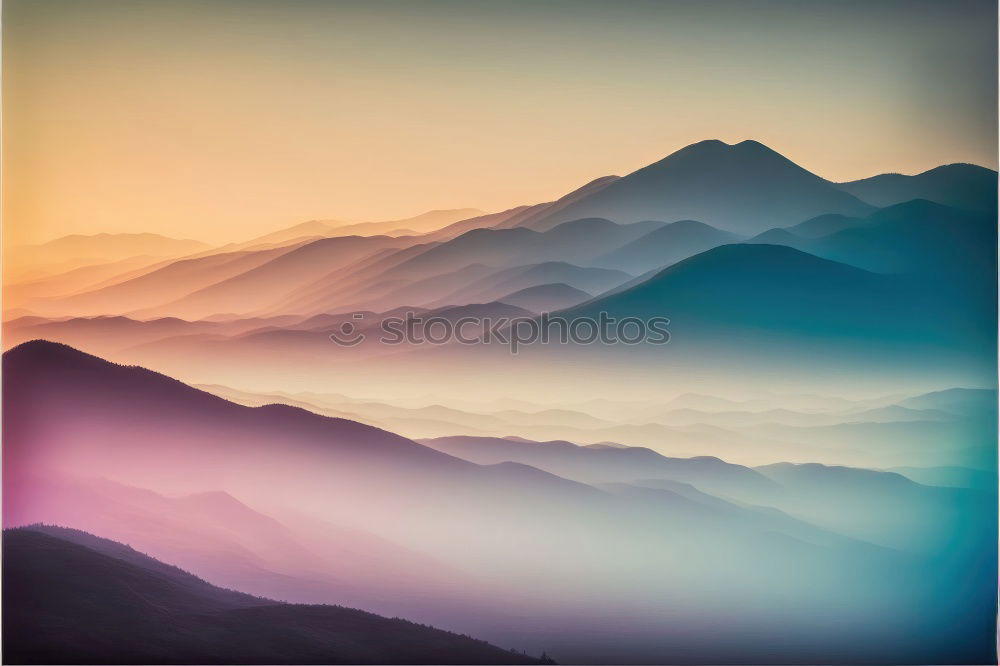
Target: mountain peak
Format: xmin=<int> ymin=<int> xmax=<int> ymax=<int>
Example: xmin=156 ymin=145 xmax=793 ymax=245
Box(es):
xmin=680 ymin=138 xmax=730 ymax=149
xmin=669 ymin=138 xmax=773 ymax=158
xmin=734 ymin=138 xmax=769 ymax=149
xmin=519 ymin=138 xmax=873 ymax=234
xmin=5 ymin=339 xmax=108 ymax=368
xmin=653 ymin=138 xmax=795 ymax=171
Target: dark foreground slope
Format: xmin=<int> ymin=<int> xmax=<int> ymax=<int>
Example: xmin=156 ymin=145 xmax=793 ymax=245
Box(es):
xmin=2 ymin=527 xmax=545 ymax=665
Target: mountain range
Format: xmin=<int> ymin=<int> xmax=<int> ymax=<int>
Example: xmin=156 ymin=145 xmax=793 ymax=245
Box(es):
xmin=3 ymin=136 xmax=997 ymax=665
xmin=8 ymin=138 xmax=994 ymax=325
xmin=7 ymin=232 xmax=211 ymax=278
xmin=3 ymin=340 xmax=996 ymax=663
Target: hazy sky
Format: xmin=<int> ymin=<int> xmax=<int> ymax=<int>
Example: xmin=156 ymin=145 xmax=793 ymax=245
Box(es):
xmin=4 ymin=0 xmax=997 ymax=245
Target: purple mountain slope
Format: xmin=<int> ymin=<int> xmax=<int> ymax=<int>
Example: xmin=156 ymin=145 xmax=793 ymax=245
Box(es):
xmin=3 ymin=527 xmax=545 ymax=665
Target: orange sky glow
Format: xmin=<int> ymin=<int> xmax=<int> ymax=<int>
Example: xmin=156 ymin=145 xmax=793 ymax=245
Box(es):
xmin=4 ymin=0 xmax=996 ymax=247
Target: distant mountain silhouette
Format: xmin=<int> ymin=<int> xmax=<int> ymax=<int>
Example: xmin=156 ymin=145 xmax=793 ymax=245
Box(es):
xmin=753 ymin=415 xmax=996 ymax=473
xmin=333 ymin=209 xmax=486 ymax=236
xmin=236 ymin=219 xmax=348 ymax=247
xmin=4 ymin=254 xmax=178 ymax=310
xmin=2 ymin=315 xmax=220 ymax=356
xmin=743 ymin=227 xmax=804 ymax=247
xmin=492 ymin=176 xmax=622 ymax=230
xmin=0 ymin=314 xmax=324 ymax=359
xmin=420 ymin=436 xmax=775 ymax=496
xmin=256 ymin=239 xmax=449 ymax=316
xmin=593 ymin=219 xmax=741 ymax=273
xmin=898 ymin=387 xmax=997 ymax=416
xmin=516 ymin=140 xmax=874 ymax=233
xmin=423 ymin=302 xmax=537 ymax=323
xmin=340 ymin=263 xmax=500 ymax=311
xmin=425 ymin=206 xmax=545 ymax=241
xmin=752 ymin=462 xmax=995 ymax=554
xmin=433 ymin=262 xmax=631 ymax=308
xmin=13 ymin=233 xmax=210 ymax=270
xmin=417 ymin=434 xmax=994 ymax=581
xmin=377 ymin=228 xmax=541 ymax=279
xmin=389 ymin=218 xmax=662 ymax=281
xmin=36 ymin=242 xmax=311 ymax=317
xmin=495 ymin=284 xmax=592 ymax=313
xmin=3 ymin=527 xmax=544 ymax=665
xmin=642 ymin=404 xmax=951 ymax=429
xmin=836 ymin=163 xmax=997 ymax=211
xmin=427 ymin=176 xmax=623 ymax=241
xmin=136 ymin=235 xmax=413 ymax=319
xmin=783 ymin=212 xmax=867 ymax=238
xmin=253 ymin=219 xmax=652 ymax=316
xmin=240 ymin=209 xmax=484 ymax=248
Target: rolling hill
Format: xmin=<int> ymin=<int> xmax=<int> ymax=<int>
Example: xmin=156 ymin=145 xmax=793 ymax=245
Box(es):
xmin=10 ymin=233 xmax=210 ymax=273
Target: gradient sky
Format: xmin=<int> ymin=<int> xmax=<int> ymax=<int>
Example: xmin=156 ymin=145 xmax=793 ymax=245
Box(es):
xmin=4 ymin=0 xmax=996 ymax=246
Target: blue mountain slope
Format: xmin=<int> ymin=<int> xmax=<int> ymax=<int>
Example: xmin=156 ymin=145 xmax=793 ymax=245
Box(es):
xmin=561 ymin=242 xmax=993 ymax=359
xmin=742 ymin=200 xmax=997 ymax=340
xmin=836 ymin=163 xmax=998 ymax=211
xmin=797 ymin=199 xmax=995 ymax=276
xmin=592 ymin=219 xmax=741 ymax=273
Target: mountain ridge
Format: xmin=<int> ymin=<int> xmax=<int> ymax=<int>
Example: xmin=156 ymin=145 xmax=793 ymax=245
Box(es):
xmin=836 ymin=163 xmax=997 ymax=211
xmin=3 ymin=527 xmax=546 ymax=665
